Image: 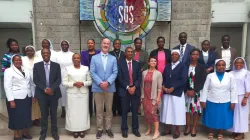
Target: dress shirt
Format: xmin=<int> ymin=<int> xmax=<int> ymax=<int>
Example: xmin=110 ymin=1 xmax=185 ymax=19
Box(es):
xmin=221 ymin=46 xmax=231 ymax=70
xmin=200 ymin=72 xmax=237 ymax=103
xmin=179 ymin=43 xmax=187 ymax=55
xmin=44 ymin=61 xmax=51 ymax=71
xmin=171 ymin=61 xmax=180 ymax=70
xmin=126 ymin=59 xmax=133 ymax=89
xmin=202 ymin=50 xmax=209 ymax=56
xmin=101 ymin=52 xmax=108 ymax=71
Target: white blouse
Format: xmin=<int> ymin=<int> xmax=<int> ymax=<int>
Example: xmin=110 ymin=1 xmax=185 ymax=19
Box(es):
xmin=200 ymin=72 xmax=237 ymax=103
xmin=56 ymin=51 xmax=74 ymax=78
xmin=230 ymin=69 xmax=250 ymax=95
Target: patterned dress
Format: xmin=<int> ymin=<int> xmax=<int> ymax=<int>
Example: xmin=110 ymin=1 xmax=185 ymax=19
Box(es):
xmin=185 ymin=66 xmax=202 ymax=114
xmin=142 ymin=72 xmax=158 ymax=124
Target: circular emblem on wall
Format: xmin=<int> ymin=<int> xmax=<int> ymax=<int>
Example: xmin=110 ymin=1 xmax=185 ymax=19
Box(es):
xmin=94 ymin=0 xmax=157 ymax=45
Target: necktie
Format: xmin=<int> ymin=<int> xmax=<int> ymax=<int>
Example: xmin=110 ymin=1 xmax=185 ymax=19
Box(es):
xmin=180 ymin=46 xmax=184 ymax=61
xmin=45 ymin=63 xmax=50 ymax=87
xmin=128 ymin=62 xmax=133 ymax=85
xmin=102 ymin=54 xmax=107 ymax=71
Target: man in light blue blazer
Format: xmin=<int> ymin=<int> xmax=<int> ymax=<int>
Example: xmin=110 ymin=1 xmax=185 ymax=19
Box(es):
xmin=90 ymin=38 xmax=118 ymax=139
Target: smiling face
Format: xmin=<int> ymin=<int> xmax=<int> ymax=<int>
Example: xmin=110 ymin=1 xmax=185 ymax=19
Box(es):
xmin=26 ymin=47 xmax=35 ymax=59
xmin=72 ymin=53 xmax=81 ymax=66
xmin=87 ymin=39 xmax=95 ymax=50
xmin=10 ymin=41 xmax=19 ymax=53
xmin=41 ymin=48 xmax=51 ymax=62
xmin=222 ymin=36 xmax=230 ymax=48
xmin=113 ymin=40 xmax=121 ymax=50
xmin=101 ymin=38 xmax=111 ymax=53
xmin=202 ymin=40 xmax=210 ymax=52
xmin=171 ymin=52 xmax=180 ymax=63
xmin=134 ymin=39 xmax=142 ymax=50
xmin=190 ymin=50 xmax=200 ymax=62
xmin=234 ymin=58 xmax=244 ymax=70
xmin=61 ymin=41 xmax=69 ymax=52
xmin=216 ymin=60 xmax=226 ymax=73
xmin=125 ymin=47 xmax=134 ymax=60
xmin=179 ymin=33 xmax=187 ymax=45
xmin=148 ymin=57 xmax=157 ymax=68
xmin=12 ymin=55 xmax=22 ymax=69
xmin=42 ymin=39 xmax=50 ymax=49
xmin=157 ymin=38 xmax=165 ymax=50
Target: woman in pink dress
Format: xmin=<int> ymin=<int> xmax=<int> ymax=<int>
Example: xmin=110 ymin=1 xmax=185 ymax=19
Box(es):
xmin=141 ymin=56 xmax=163 ymax=140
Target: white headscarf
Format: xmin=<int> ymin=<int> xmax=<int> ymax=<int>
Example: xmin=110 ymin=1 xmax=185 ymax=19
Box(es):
xmin=25 ymin=45 xmax=36 ymax=51
xmin=232 ymin=57 xmax=247 ymax=71
xmin=60 ymin=40 xmax=70 ymax=51
xmin=171 ymin=49 xmax=180 ymax=55
xmin=214 ymin=59 xmax=226 ymax=71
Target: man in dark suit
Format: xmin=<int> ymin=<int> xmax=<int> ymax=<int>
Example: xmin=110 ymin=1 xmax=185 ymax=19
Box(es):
xmin=33 ymin=48 xmax=61 ymax=140
xmin=118 ymin=47 xmax=142 ymax=138
xmin=173 ymin=32 xmax=194 ymax=66
xmin=109 ymin=39 xmax=125 ymax=116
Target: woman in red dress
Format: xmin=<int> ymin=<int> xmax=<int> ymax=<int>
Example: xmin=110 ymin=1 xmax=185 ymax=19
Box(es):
xmin=141 ymin=56 xmax=163 ymax=140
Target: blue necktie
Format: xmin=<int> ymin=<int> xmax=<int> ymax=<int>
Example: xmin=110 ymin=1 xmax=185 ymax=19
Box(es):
xmin=45 ymin=63 xmax=50 ymax=87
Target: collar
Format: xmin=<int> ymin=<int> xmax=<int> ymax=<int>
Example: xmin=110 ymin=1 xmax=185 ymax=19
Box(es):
xmin=202 ymin=50 xmax=209 ymax=54
xmin=44 ymin=61 xmax=51 ymax=65
xmin=221 ymin=46 xmax=231 ymax=50
xmin=126 ymin=59 xmax=132 ymax=64
xmin=180 ymin=43 xmax=187 ymax=48
xmin=172 ymin=61 xmax=180 ymax=66
xmin=114 ymin=49 xmax=120 ymax=53
xmin=101 ymin=52 xmax=108 ymax=56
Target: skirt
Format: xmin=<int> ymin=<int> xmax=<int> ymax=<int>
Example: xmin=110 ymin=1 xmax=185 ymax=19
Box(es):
xmin=228 ymin=95 xmax=249 ymax=133
xmin=59 ymin=84 xmax=67 ymax=107
xmin=6 ymin=96 xmax=32 ymax=130
xmin=160 ymin=93 xmax=186 ymax=125
xmin=185 ymin=91 xmax=202 ymax=114
xmin=202 ymin=100 xmax=233 ymax=130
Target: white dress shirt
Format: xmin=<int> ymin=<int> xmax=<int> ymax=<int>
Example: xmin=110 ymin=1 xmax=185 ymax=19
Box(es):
xmin=200 ymin=72 xmax=237 ymax=103
xmin=4 ymin=66 xmax=32 ymax=101
xmin=44 ymin=61 xmax=51 ymax=71
xmin=171 ymin=61 xmax=180 ymax=70
xmin=221 ymin=46 xmax=231 ymax=70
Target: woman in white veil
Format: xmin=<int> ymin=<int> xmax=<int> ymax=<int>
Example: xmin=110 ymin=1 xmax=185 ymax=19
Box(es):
xmin=36 ymin=39 xmax=57 ymax=62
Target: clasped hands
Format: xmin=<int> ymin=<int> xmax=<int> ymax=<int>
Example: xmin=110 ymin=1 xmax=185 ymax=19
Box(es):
xmin=127 ymin=86 xmax=136 ymax=95
xmin=44 ymin=87 xmax=54 ymax=95
xmin=100 ymin=81 xmax=109 ymax=91
xmin=73 ymin=82 xmax=84 ymax=88
xmin=162 ymin=85 xmax=174 ymax=94
xmin=186 ymin=90 xmax=195 ymax=97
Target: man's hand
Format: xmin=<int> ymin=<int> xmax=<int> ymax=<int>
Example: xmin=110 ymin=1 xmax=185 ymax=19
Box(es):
xmin=45 ymin=88 xmax=54 ymax=95
xmin=10 ymin=101 xmax=16 ymax=108
xmin=100 ymin=82 xmax=109 ymax=91
xmin=128 ymin=86 xmax=136 ymax=95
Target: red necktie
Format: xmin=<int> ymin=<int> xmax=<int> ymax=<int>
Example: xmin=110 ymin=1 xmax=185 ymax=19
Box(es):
xmin=128 ymin=62 xmax=133 ymax=85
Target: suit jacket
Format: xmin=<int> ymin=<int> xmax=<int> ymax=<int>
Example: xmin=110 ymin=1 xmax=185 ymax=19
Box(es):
xmin=118 ymin=59 xmax=142 ymax=97
xmin=162 ymin=62 xmax=188 ymax=97
xmin=109 ymin=50 xmax=125 ymax=61
xmin=214 ymin=47 xmax=237 ymax=70
xmin=198 ymin=50 xmax=217 ymax=69
xmin=33 ymin=61 xmax=62 ymax=100
xmin=133 ymin=49 xmax=148 ymax=70
xmin=63 ymin=65 xmax=92 ymax=94
xmin=149 ymin=48 xmax=171 ymax=64
xmin=4 ymin=66 xmax=32 ymax=101
xmin=80 ymin=50 xmax=101 ymax=67
xmin=90 ymin=53 xmax=118 ymax=93
xmin=185 ymin=63 xmax=207 ymax=92
xmin=173 ymin=44 xmax=194 ymax=66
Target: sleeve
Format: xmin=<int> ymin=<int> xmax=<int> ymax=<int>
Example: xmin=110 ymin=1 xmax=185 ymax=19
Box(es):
xmin=118 ymin=63 xmax=128 ymax=89
xmin=157 ymin=72 xmax=163 ymax=92
xmin=30 ymin=71 xmax=36 ymax=97
xmin=83 ymin=71 xmax=92 ymax=87
xmin=4 ymin=69 xmax=14 ymax=101
xmin=50 ymin=64 xmax=62 ymax=91
xmin=142 ymin=51 xmax=149 ymax=70
xmin=134 ymin=63 xmax=142 ymax=89
xmin=244 ymin=72 xmax=250 ymax=92
xmin=171 ymin=65 xmax=188 ymax=89
xmin=200 ymin=74 xmax=210 ymax=102
xmin=141 ymin=71 xmax=145 ymax=99
xmin=107 ymin=58 xmax=118 ymax=85
xmin=1 ymin=54 xmax=9 ymax=75
xmin=33 ymin=64 xmax=46 ymax=90
xmin=62 ymin=68 xmax=74 ymax=88
xmin=90 ymin=57 xmax=103 ymax=85
xmin=230 ymin=74 xmax=237 ymax=103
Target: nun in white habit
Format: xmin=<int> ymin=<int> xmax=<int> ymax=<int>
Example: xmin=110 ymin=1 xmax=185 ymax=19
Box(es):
xmin=56 ymin=40 xmax=74 ymax=118
xmin=228 ymin=57 xmax=250 ymax=139
xmin=36 ymin=39 xmax=57 ymax=62
xmin=160 ymin=49 xmax=188 ymax=139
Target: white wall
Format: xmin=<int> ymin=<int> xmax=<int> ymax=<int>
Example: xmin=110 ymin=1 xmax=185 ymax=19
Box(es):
xmin=0 ymin=0 xmax=32 ymax=23
xmin=212 ymin=0 xmax=250 ymax=23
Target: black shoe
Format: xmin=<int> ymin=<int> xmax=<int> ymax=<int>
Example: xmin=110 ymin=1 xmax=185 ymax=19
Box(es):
xmin=132 ymin=130 xmax=141 ymax=137
xmin=96 ymin=130 xmax=103 ymax=139
xmin=61 ymin=107 xmax=65 ymax=118
xmin=52 ymin=133 xmax=59 ymax=140
xmin=106 ymin=129 xmax=114 ymax=138
xmin=39 ymin=133 xmax=46 ymax=140
xmin=14 ymin=137 xmax=23 ymax=140
xmin=191 ymin=133 xmax=196 ymax=137
xmin=173 ymin=133 xmax=180 ymax=139
xmin=160 ymin=131 xmax=171 ymax=136
xmin=22 ymin=134 xmax=32 ymax=139
xmin=122 ymin=131 xmax=128 ymax=138
xmin=184 ymin=131 xmax=190 ymax=136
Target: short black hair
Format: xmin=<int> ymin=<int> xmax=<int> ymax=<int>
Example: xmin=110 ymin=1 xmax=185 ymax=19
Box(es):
xmin=157 ymin=36 xmax=165 ymax=43
xmin=113 ymin=39 xmax=121 ymax=44
xmin=221 ymin=35 xmax=230 ymax=41
xmin=125 ymin=46 xmax=134 ymax=52
xmin=201 ymin=40 xmax=210 ymax=45
xmin=134 ymin=38 xmax=142 ymax=44
xmin=6 ymin=38 xmax=20 ymax=53
xmin=87 ymin=39 xmax=95 ymax=44
xmin=179 ymin=32 xmax=187 ymax=38
xmin=41 ymin=48 xmax=51 ymax=54
xmin=189 ymin=48 xmax=200 ymax=55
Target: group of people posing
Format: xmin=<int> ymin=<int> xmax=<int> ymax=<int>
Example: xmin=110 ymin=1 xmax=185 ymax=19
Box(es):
xmin=1 ymin=32 xmax=249 ymax=140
